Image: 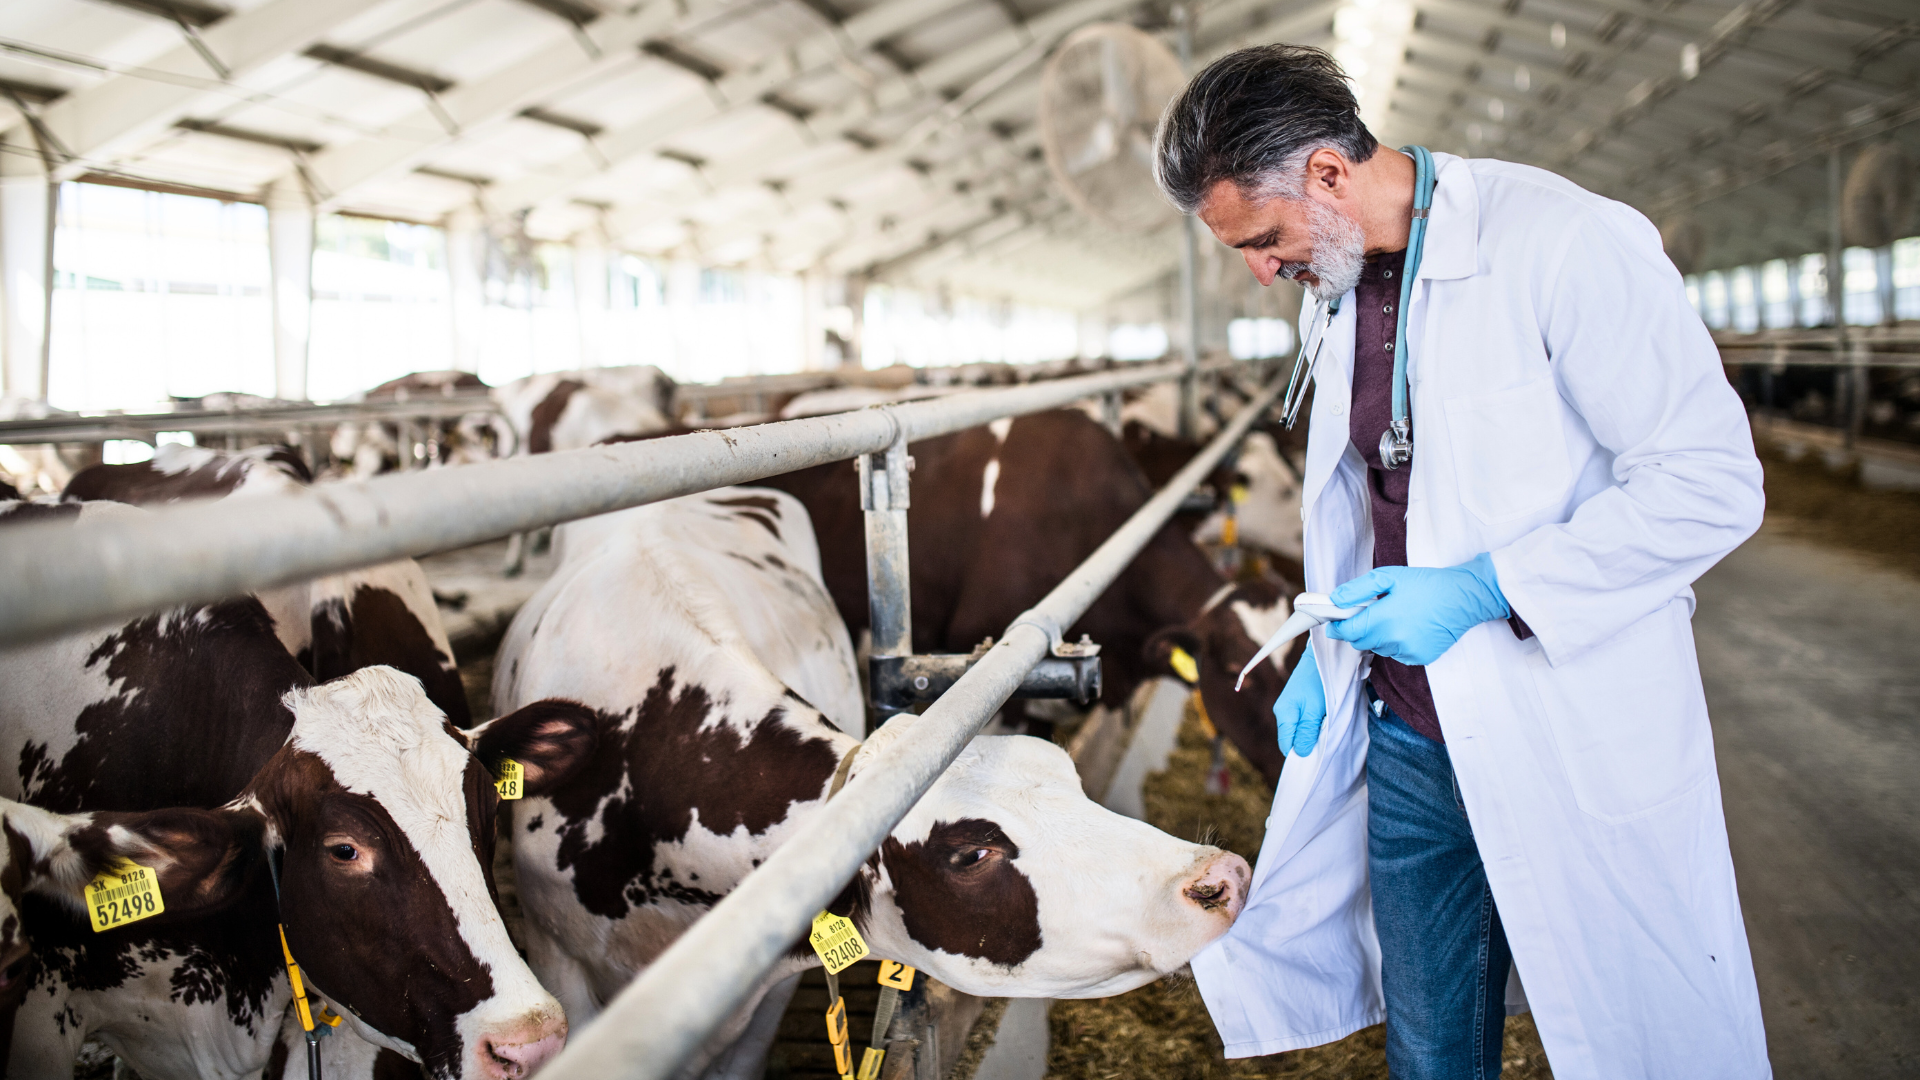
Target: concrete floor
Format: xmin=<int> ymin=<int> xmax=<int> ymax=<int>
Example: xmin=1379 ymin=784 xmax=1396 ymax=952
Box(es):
xmin=1694 ymin=530 xmax=1920 ymax=1078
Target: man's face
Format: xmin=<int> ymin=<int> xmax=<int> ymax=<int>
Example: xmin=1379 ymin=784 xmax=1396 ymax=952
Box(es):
xmin=1198 ymin=180 xmax=1319 ymax=288
xmin=1199 ymin=177 xmax=1368 ymax=303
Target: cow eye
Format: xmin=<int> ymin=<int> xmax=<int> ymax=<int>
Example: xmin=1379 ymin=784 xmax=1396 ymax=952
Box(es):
xmin=952 ymin=848 xmax=993 ymax=868
xmin=328 ymin=843 xmax=358 ymax=862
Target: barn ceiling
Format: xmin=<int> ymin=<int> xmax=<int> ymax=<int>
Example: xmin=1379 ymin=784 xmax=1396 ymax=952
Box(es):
xmin=1 ymin=0 xmax=1914 ymax=309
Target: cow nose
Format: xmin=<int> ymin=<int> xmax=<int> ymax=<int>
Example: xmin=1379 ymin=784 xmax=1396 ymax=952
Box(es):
xmin=477 ymin=1015 xmax=567 ymax=1079
xmin=1182 ymin=851 xmax=1251 ymax=921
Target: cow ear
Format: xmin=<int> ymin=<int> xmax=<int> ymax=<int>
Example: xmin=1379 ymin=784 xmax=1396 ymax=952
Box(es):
xmin=1144 ymin=627 xmax=1205 ymax=687
xmin=45 ymin=806 xmax=265 ymax=920
xmin=469 ymin=699 xmax=599 ymax=797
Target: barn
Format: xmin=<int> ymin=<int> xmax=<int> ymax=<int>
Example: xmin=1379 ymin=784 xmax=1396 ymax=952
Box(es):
xmin=0 ymin=0 xmax=1915 ymax=1077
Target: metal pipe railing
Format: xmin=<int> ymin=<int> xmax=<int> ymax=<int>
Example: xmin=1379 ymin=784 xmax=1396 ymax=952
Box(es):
xmin=537 ymin=371 xmax=1286 ymax=1080
xmin=0 ymin=392 xmax=505 ymax=445
xmin=0 ymin=361 xmax=1200 ymax=646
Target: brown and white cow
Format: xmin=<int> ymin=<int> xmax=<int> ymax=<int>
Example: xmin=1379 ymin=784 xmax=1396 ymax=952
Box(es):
xmin=757 ymin=410 xmax=1300 ymax=786
xmin=0 ymin=505 xmax=562 ymax=1080
xmin=0 ymin=794 xmax=321 ymax=1072
xmin=477 ymin=488 xmax=1250 ymax=1076
xmin=494 ymin=365 xmax=677 ymax=456
xmin=62 ymin=444 xmax=470 ymax=726
xmin=331 ymin=371 xmax=511 ymax=478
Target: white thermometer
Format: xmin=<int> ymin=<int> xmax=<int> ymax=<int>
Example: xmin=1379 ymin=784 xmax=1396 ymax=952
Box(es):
xmin=1234 ymin=592 xmax=1375 ymax=691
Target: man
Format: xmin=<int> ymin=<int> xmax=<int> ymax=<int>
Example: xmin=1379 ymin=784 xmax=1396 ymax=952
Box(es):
xmin=1154 ymin=45 xmax=1770 ymax=1080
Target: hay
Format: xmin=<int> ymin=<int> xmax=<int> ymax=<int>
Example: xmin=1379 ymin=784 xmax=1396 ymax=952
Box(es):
xmin=1045 ymin=700 xmax=1555 ymax=1080
xmin=1754 ymin=444 xmax=1920 ymax=579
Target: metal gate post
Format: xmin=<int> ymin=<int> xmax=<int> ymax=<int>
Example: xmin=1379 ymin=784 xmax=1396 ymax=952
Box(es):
xmin=860 ymin=430 xmax=913 ymax=733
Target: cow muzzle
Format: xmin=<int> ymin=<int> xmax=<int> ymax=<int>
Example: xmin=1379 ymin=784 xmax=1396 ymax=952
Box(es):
xmin=475 ymin=1011 xmax=567 ymax=1080
xmin=1181 ymin=851 xmax=1251 ymax=922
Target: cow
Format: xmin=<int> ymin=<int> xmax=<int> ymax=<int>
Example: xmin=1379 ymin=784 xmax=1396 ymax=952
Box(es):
xmin=61 ymin=445 xmax=470 ymax=726
xmin=479 ymin=488 xmax=1251 ymax=1077
xmin=331 ymin=372 xmax=510 ymax=478
xmin=494 ymin=366 xmax=677 ymax=456
xmin=0 ymin=501 xmax=565 ymax=1079
xmin=756 ymin=410 xmax=1300 ymax=786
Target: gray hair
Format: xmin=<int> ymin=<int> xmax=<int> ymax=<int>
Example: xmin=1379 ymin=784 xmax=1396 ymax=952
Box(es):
xmin=1153 ymin=45 xmax=1380 ymax=214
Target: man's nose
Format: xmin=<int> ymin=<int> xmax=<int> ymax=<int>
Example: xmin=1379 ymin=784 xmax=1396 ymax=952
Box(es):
xmin=1244 ymin=249 xmax=1277 ymax=286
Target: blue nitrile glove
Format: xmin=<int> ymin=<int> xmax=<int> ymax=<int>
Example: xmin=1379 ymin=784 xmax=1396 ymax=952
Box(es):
xmin=1324 ymin=553 xmax=1510 ymax=666
xmin=1273 ymin=646 xmax=1326 ymax=758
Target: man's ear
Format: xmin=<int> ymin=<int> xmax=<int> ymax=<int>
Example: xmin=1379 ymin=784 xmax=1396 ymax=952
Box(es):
xmin=1144 ymin=627 xmax=1206 ymax=686
xmin=467 ymin=699 xmax=599 ymax=797
xmin=46 ymin=806 xmax=266 ymax=920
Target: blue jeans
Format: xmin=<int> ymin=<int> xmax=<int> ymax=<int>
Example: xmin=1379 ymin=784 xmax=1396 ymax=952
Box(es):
xmin=1368 ymin=693 xmax=1512 ymax=1080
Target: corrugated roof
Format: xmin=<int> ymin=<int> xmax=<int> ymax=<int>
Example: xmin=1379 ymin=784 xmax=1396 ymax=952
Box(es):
xmin=3 ymin=0 xmax=1914 ymax=306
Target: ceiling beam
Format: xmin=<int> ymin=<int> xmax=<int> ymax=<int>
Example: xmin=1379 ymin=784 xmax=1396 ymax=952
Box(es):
xmin=480 ymin=0 xmax=993 ymax=214
xmin=299 ymin=0 xmax=740 ymax=207
xmin=27 ymin=0 xmax=388 ymax=182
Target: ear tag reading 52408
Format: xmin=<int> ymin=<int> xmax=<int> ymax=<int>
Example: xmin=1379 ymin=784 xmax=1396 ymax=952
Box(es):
xmin=809 ymin=910 xmax=869 ymax=974
xmin=86 ymin=860 xmax=164 ymax=933
xmin=495 ymin=759 xmax=524 ymax=801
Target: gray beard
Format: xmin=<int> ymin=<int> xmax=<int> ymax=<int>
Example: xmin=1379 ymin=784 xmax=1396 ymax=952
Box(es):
xmin=1280 ymin=200 xmax=1367 ymax=304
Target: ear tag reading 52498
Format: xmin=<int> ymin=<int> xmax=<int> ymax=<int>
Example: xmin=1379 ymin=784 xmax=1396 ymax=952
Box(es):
xmin=495 ymin=759 xmax=524 ymax=800
xmin=86 ymin=860 xmax=164 ymax=933
xmin=809 ymin=910 xmax=869 ymax=974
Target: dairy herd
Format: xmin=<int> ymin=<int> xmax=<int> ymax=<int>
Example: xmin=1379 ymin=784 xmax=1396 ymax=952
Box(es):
xmin=0 ymin=363 xmax=1304 ymax=1079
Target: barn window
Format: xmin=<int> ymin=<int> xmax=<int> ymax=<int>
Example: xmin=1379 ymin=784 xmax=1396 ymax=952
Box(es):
xmin=48 ymin=182 xmax=272 ymax=413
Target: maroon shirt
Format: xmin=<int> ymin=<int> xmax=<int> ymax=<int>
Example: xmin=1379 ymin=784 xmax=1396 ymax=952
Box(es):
xmin=1346 ymin=251 xmax=1447 ymax=742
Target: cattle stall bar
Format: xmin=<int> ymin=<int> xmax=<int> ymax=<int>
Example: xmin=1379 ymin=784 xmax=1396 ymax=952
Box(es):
xmin=537 ymin=372 xmax=1286 ymax=1080
xmin=0 ymin=359 xmax=1211 ymax=644
xmin=0 ymin=391 xmax=516 ymax=468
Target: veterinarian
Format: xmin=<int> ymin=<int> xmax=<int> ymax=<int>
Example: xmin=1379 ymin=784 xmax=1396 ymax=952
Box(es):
xmin=1153 ymin=44 xmax=1771 ymax=1080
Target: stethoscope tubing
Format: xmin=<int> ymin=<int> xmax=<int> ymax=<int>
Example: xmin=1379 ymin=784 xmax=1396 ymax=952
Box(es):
xmin=1277 ymin=146 xmax=1437 ymax=453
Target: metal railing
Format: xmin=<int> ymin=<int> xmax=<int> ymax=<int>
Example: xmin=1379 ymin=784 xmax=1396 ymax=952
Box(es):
xmin=0 ymin=359 xmax=1193 ymax=645
xmin=538 ymin=370 xmax=1284 ymax=1080
xmin=0 ymin=391 xmax=508 ymax=446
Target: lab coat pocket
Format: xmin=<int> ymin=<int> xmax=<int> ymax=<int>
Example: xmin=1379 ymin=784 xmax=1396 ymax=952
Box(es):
xmin=1444 ymin=377 xmax=1571 ymax=524
xmin=1528 ymin=602 xmax=1713 ymax=824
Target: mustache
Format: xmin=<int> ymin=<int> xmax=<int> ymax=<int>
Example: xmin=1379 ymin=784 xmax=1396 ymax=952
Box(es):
xmin=1279 ymin=262 xmax=1314 ymax=281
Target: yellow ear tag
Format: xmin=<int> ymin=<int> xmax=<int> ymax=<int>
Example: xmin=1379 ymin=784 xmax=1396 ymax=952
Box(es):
xmin=494 ymin=759 xmax=524 ymax=800
xmin=876 ymin=959 xmax=916 ymax=990
xmin=857 ymin=1047 xmax=886 ymax=1080
xmin=1168 ymin=646 xmax=1200 ymax=686
xmin=1222 ymin=515 xmax=1239 ymax=547
xmin=85 ymin=860 xmax=164 ymax=933
xmin=1230 ymin=483 xmax=1249 ymax=505
xmin=809 ymin=910 xmax=869 ymax=974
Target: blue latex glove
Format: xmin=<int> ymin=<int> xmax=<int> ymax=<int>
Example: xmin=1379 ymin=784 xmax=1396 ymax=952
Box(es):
xmin=1324 ymin=553 xmax=1511 ymax=666
xmin=1273 ymin=646 xmax=1326 ymax=758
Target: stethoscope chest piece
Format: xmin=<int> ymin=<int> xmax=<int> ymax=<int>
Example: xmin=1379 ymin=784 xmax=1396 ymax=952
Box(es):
xmin=1379 ymin=418 xmax=1412 ymax=470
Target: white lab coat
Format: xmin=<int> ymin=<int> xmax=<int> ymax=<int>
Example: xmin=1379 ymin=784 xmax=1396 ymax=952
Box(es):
xmin=1192 ymin=154 xmax=1772 ymax=1080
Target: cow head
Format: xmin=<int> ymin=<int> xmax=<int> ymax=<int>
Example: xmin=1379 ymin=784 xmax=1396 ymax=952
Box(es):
xmin=851 ymin=725 xmax=1248 ymax=998
xmin=469 ymin=699 xmax=1247 ymax=1003
xmin=0 ymin=797 xmax=264 ymax=1011
xmin=244 ymin=667 xmax=565 ymax=1080
xmin=1145 ymin=578 xmax=1300 ymax=788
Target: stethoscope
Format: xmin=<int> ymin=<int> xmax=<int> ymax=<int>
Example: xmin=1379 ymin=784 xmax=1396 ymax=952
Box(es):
xmin=1278 ymin=145 xmax=1436 ymax=472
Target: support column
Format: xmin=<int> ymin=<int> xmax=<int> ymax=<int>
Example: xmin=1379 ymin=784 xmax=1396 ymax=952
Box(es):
xmin=446 ymin=209 xmax=485 ymax=374
xmin=1827 ymin=149 xmax=1855 ymax=443
xmin=573 ymin=233 xmax=609 ymax=369
xmin=0 ymin=131 xmax=55 ymax=401
xmin=1175 ymin=3 xmax=1201 ymax=441
xmin=265 ymin=179 xmax=314 ymax=401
